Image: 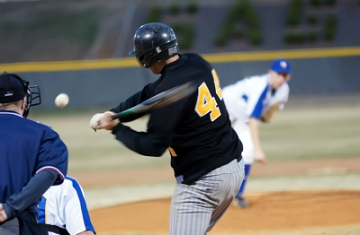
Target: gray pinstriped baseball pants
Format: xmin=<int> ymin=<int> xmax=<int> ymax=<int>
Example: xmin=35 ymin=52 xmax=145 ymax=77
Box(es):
xmin=170 ymin=158 xmax=245 ymax=235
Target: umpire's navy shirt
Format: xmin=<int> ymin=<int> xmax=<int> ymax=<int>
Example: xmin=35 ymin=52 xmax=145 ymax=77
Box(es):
xmin=0 ymin=110 xmax=68 ymax=215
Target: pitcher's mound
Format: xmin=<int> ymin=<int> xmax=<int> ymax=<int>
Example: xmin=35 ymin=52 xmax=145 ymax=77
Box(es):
xmin=90 ymin=190 xmax=360 ymax=235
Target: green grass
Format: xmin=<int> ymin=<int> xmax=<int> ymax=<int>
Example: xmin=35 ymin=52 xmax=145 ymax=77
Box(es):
xmin=31 ymin=104 xmax=360 ymax=174
xmin=33 ymin=112 xmax=170 ymax=173
xmin=260 ymin=106 xmax=360 ymax=161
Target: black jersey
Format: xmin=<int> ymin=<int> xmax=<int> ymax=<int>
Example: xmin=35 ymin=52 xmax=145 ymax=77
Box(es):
xmin=111 ymin=53 xmax=243 ymax=184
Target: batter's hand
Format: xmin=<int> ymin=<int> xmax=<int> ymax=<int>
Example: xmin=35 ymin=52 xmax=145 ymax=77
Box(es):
xmin=90 ymin=111 xmax=114 ymax=131
xmin=0 ymin=203 xmax=8 ymax=223
xmin=98 ymin=111 xmax=120 ymax=130
xmin=254 ymin=148 xmax=267 ymax=164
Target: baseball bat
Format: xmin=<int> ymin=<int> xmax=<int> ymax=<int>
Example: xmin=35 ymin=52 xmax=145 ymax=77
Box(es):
xmin=111 ymin=81 xmax=197 ymax=120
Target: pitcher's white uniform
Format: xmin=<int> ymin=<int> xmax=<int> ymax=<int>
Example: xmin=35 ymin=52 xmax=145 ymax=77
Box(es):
xmin=223 ymin=74 xmax=289 ymax=164
xmin=38 ymin=176 xmax=95 ymax=235
xmin=223 ymin=58 xmax=291 ymax=208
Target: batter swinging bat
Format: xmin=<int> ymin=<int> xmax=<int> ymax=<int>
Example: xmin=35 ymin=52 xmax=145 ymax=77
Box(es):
xmin=111 ymin=81 xmax=197 ymax=120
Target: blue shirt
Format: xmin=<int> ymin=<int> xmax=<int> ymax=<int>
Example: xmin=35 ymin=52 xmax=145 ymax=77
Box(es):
xmin=0 ymin=110 xmax=68 ymax=215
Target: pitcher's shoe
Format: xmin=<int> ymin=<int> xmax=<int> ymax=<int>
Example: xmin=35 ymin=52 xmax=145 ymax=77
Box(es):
xmin=233 ymin=195 xmax=249 ymax=208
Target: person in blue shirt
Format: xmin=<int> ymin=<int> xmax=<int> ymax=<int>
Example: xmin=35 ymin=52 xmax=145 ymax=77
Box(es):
xmin=222 ymin=59 xmax=291 ymax=208
xmin=38 ymin=176 xmax=96 ymax=235
xmin=0 ymin=72 xmax=68 ymax=235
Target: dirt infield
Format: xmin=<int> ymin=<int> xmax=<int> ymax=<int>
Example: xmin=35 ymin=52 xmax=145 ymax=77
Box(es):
xmin=86 ymin=158 xmax=360 ymax=235
xmin=90 ymin=190 xmax=360 ymax=235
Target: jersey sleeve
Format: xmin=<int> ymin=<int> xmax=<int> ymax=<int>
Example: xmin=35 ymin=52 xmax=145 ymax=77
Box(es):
xmin=35 ymin=127 xmax=68 ymax=185
xmin=64 ymin=177 xmax=96 ymax=235
xmin=111 ymin=79 xmax=187 ymax=157
xmin=245 ymin=78 xmax=269 ymax=120
xmin=111 ymin=96 xmax=187 ymax=157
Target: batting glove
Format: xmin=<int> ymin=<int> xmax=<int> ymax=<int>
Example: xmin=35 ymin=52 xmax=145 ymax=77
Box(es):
xmin=90 ymin=111 xmax=112 ymax=131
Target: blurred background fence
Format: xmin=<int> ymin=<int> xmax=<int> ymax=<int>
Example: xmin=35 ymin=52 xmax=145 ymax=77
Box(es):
xmin=0 ymin=0 xmax=359 ymax=109
xmin=0 ymin=54 xmax=359 ymax=109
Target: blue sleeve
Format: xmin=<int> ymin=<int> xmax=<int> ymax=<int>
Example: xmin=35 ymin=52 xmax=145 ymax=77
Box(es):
xmin=37 ymin=196 xmax=46 ymax=224
xmin=67 ymin=177 xmax=96 ymax=233
xmin=36 ymin=127 xmax=68 ymax=185
xmin=250 ymin=86 xmax=269 ymax=119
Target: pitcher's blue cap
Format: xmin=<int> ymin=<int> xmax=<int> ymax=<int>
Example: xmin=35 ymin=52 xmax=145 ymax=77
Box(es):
xmin=271 ymin=59 xmax=291 ymax=74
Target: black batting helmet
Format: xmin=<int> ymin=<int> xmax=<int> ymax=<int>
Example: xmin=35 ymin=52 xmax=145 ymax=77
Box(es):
xmin=0 ymin=72 xmax=41 ymax=117
xmin=129 ymin=22 xmax=180 ymax=68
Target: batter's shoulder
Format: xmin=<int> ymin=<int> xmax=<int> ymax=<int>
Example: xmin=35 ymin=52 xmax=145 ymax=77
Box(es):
xmin=183 ymin=53 xmax=206 ymax=62
xmin=183 ymin=53 xmax=212 ymax=71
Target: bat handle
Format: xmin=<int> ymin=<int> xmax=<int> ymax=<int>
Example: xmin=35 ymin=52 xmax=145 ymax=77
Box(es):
xmin=111 ymin=114 xmax=119 ymax=120
xmin=111 ymin=109 xmax=132 ymax=120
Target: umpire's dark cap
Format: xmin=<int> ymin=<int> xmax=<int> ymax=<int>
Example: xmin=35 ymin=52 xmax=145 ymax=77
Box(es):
xmin=0 ymin=72 xmax=27 ymax=103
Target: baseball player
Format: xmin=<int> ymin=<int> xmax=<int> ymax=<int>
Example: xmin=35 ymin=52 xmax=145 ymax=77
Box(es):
xmin=38 ymin=176 xmax=96 ymax=235
xmin=90 ymin=22 xmax=245 ymax=235
xmin=0 ymin=72 xmax=68 ymax=235
xmin=222 ymin=59 xmax=291 ymax=208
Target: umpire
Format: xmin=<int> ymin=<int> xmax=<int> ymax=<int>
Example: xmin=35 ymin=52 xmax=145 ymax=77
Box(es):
xmin=0 ymin=72 xmax=68 ymax=235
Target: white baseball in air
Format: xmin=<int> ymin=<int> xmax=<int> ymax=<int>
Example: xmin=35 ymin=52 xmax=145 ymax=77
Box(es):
xmin=55 ymin=93 xmax=69 ymax=108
